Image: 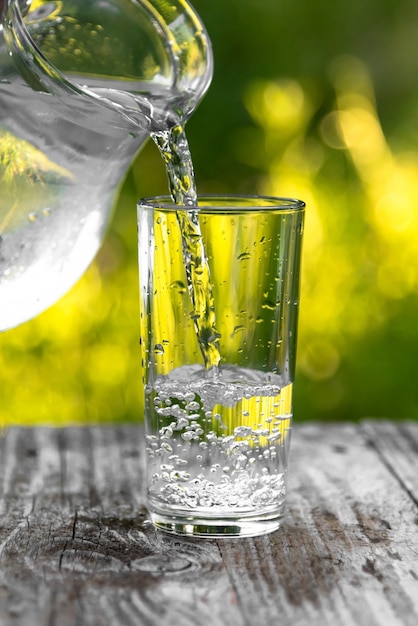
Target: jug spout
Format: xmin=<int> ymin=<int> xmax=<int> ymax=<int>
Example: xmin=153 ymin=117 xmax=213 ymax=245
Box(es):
xmin=0 ymin=0 xmax=212 ymax=331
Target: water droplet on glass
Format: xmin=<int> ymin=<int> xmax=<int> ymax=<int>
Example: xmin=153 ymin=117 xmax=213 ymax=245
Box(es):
xmin=231 ymin=325 xmax=244 ymax=337
xmin=262 ymin=300 xmax=276 ymax=311
xmin=170 ymin=280 xmax=187 ymax=294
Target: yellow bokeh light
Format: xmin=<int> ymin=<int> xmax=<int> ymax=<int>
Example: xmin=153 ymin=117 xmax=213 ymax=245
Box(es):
xmin=245 ymin=79 xmax=310 ymax=135
xmin=1 ymin=50 xmax=418 ymax=426
xmin=299 ymin=339 xmax=340 ymax=381
xmin=241 ymin=55 xmax=418 ymax=401
xmin=337 ymin=107 xmax=390 ymax=167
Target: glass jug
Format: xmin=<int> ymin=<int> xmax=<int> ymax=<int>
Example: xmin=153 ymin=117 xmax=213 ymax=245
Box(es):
xmin=0 ymin=0 xmax=212 ymax=331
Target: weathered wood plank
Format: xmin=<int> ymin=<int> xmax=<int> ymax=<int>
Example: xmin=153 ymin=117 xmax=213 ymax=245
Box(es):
xmin=361 ymin=420 xmax=418 ymax=506
xmin=219 ymin=423 xmax=418 ymax=626
xmin=0 ymin=427 xmax=242 ymax=626
xmin=0 ymin=423 xmax=417 ymax=626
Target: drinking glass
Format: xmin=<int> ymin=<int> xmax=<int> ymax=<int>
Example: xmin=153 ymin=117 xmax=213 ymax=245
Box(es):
xmin=137 ymin=195 xmax=305 ymax=537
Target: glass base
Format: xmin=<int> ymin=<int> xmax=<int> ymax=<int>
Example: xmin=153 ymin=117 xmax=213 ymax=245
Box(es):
xmin=148 ymin=506 xmax=285 ymax=538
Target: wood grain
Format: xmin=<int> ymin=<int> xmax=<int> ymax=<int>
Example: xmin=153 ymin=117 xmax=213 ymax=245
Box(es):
xmin=0 ymin=422 xmax=417 ymax=625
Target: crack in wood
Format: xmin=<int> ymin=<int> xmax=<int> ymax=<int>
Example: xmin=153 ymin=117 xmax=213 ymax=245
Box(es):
xmin=71 ymin=510 xmax=78 ymax=542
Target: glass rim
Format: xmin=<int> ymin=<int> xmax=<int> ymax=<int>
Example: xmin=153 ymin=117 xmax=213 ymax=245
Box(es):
xmin=138 ymin=194 xmax=305 ymax=213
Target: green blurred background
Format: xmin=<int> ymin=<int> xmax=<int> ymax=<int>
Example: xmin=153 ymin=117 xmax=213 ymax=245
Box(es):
xmin=1 ymin=0 xmax=418 ymax=426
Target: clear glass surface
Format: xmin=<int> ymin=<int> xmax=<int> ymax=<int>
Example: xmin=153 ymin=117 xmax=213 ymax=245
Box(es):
xmin=137 ymin=195 xmax=304 ymax=537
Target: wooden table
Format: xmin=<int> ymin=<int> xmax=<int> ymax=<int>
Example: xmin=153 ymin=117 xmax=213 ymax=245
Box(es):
xmin=0 ymin=421 xmax=417 ymax=625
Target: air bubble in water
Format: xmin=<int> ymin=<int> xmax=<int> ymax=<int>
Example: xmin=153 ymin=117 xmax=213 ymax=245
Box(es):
xmin=234 ymin=426 xmax=253 ymax=437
